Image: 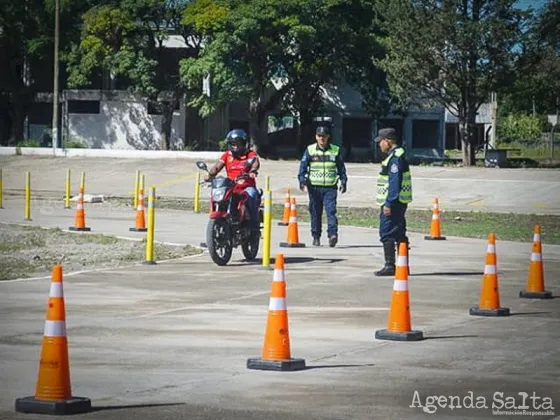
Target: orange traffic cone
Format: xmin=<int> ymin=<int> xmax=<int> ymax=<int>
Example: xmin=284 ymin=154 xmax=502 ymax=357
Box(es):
xmin=424 ymin=197 xmax=446 ymax=240
xmin=129 ymin=186 xmax=147 ymax=232
xmin=68 ymin=186 xmax=90 ymax=232
xmin=15 ymin=265 xmax=91 ymax=415
xmin=375 ymin=243 xmax=424 ymax=341
xmin=247 ymin=254 xmax=306 ymax=371
xmin=470 ymin=233 xmax=510 ymax=316
xmin=277 ymin=189 xmax=291 ymax=226
xmin=520 ymin=225 xmax=552 ymax=299
xmin=279 ymin=197 xmax=305 ymax=248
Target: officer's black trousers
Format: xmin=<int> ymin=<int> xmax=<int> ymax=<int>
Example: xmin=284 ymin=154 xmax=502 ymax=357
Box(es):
xmin=379 ymin=202 xmax=408 ymax=243
xmin=308 ymin=186 xmax=338 ymax=238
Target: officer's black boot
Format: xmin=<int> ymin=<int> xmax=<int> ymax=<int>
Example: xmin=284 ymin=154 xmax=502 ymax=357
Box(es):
xmin=375 ymin=241 xmax=396 ymax=276
xmin=313 ymin=236 xmax=320 ymax=246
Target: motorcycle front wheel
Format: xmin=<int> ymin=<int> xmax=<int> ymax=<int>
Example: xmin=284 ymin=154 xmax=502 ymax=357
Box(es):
xmin=242 ymin=229 xmax=260 ymax=261
xmin=206 ymin=218 xmax=233 ymax=266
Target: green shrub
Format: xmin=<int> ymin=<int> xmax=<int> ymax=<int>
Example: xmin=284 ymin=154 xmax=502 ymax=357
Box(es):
xmin=16 ymin=139 xmax=41 ymax=147
xmin=498 ymin=114 xmax=547 ymax=143
xmin=64 ymin=139 xmax=88 ymax=148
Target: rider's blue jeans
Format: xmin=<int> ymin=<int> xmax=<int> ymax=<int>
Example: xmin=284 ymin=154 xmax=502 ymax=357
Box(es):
xmin=244 ymin=186 xmax=260 ymax=230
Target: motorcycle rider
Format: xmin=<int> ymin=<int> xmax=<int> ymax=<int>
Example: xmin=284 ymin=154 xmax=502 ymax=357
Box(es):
xmin=204 ymin=129 xmax=261 ymax=231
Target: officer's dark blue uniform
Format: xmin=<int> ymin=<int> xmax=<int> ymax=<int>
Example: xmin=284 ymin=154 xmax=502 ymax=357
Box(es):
xmin=298 ymin=125 xmax=347 ymax=248
xmin=373 ymin=128 xmax=413 ymax=276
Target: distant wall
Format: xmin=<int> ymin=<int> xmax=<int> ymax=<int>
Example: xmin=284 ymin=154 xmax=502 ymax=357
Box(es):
xmin=64 ymin=90 xmax=185 ymax=150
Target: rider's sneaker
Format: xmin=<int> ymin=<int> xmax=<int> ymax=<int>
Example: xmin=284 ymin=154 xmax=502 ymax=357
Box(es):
xmin=328 ymin=235 xmax=338 ymax=247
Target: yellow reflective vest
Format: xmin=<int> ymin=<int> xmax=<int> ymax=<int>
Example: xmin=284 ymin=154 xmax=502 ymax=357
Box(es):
xmin=376 ymin=147 xmax=412 ymax=206
xmin=307 ymin=143 xmax=340 ymax=187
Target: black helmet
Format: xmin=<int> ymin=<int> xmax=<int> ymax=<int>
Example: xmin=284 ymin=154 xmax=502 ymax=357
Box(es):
xmin=226 ymin=129 xmax=249 ymax=157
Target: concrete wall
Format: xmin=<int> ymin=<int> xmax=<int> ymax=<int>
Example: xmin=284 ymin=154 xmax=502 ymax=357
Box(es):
xmin=64 ymin=90 xmax=186 ymax=150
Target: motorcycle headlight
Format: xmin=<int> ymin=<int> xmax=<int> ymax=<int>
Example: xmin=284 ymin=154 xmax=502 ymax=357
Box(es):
xmin=211 ymin=187 xmax=227 ymax=202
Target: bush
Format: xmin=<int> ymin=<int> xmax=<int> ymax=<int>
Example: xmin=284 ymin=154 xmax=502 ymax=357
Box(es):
xmin=64 ymin=139 xmax=88 ymax=148
xmin=16 ymin=139 xmax=41 ymax=147
xmin=498 ymin=114 xmax=547 ymax=143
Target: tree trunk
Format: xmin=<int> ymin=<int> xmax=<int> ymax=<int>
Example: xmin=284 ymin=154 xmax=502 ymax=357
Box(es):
xmin=160 ymin=101 xmax=174 ymax=150
xmin=459 ymin=116 xmax=477 ymax=166
xmin=297 ymin=108 xmax=313 ymax=157
xmin=248 ymin=97 xmax=263 ymax=153
xmin=9 ymin=98 xmax=26 ymax=145
xmin=459 ymin=120 xmax=471 ymax=166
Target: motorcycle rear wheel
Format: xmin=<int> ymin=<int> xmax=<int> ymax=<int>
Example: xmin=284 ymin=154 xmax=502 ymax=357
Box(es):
xmin=206 ymin=218 xmax=233 ymax=266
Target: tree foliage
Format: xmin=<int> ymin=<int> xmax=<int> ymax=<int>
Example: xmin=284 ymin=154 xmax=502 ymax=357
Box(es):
xmin=375 ymin=0 xmax=528 ymax=165
xmin=65 ymin=0 xmax=198 ymax=149
xmin=0 ymin=0 xmax=93 ymax=143
xmin=501 ymin=0 xmax=560 ymax=116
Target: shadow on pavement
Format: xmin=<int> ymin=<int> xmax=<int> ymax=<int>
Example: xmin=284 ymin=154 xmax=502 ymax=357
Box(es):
xmin=230 ymin=257 xmax=347 ymax=266
xmin=335 ymin=245 xmax=382 ymax=249
xmin=423 ymin=335 xmax=478 ymax=340
xmin=304 ymin=363 xmax=376 ymax=370
xmin=509 ymin=311 xmax=553 ymax=316
xmin=91 ymin=403 xmax=186 ymax=412
xmin=410 ymin=271 xmax=484 ymax=277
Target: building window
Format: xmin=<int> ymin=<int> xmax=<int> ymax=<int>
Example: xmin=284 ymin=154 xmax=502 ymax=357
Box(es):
xmin=412 ymin=120 xmax=439 ymax=148
xmin=67 ymin=100 xmax=100 ymax=114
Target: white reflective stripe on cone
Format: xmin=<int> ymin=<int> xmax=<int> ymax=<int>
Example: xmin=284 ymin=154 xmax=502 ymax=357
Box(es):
xmin=484 ymin=264 xmax=497 ymax=274
xmin=49 ymin=283 xmax=63 ymax=298
xmin=531 ymin=252 xmax=542 ymax=262
xmin=44 ymin=320 xmax=67 ymax=337
xmin=393 ymin=280 xmax=408 ymax=291
xmin=269 ymin=297 xmax=286 ymax=310
xmin=289 ymin=217 xmax=297 ymax=223
xmin=396 ymin=256 xmax=408 ymax=266
xmin=273 ymin=269 xmax=285 ymax=281
xmin=534 ymin=234 xmax=541 ymax=242
xmin=432 ymin=214 xmax=439 ymax=219
xmin=487 ymin=245 xmax=496 ymax=253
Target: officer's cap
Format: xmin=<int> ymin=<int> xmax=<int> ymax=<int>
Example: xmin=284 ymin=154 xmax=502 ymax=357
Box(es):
xmin=316 ymin=125 xmax=330 ymax=136
xmin=374 ymin=127 xmax=398 ymax=143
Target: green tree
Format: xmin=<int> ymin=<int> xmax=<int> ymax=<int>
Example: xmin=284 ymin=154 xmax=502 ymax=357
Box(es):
xmin=180 ymin=0 xmax=293 ymax=149
xmin=0 ymin=0 xmax=92 ymax=144
xmin=66 ymin=0 xmax=198 ymax=150
xmin=279 ymin=0 xmax=387 ymax=154
xmin=502 ymin=0 xmax=560 ymax=116
xmin=375 ymin=0 xmax=528 ymax=166
xmin=181 ymin=0 xmax=384 ymax=152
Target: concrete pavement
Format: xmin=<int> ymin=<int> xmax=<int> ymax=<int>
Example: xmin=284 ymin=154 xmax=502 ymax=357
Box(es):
xmin=1 ymin=155 xmax=560 ymax=214
xmin=0 ymin=196 xmax=559 ymax=419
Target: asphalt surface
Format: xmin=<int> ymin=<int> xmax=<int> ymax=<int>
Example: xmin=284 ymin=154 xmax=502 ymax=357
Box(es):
xmin=1 ymin=156 xmax=560 ymax=214
xmin=0 ymin=193 xmax=559 ymax=420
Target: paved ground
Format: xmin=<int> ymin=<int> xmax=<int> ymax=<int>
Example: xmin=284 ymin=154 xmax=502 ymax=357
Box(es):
xmin=0 ymin=196 xmax=559 ymax=420
xmin=1 ymin=155 xmax=560 ymax=214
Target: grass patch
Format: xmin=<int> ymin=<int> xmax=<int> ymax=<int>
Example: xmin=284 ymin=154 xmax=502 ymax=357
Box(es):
xmin=0 ymin=223 xmax=203 ymax=281
xmin=107 ymin=196 xmax=560 ymax=245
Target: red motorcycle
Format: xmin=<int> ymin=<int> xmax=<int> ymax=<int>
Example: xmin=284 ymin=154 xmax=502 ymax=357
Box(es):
xmin=196 ymin=159 xmax=263 ymax=266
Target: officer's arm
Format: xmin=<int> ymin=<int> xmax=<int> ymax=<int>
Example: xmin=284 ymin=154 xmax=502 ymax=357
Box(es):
xmin=385 ymin=156 xmax=403 ymax=208
xmin=297 ymin=149 xmax=310 ymax=185
xmin=336 ymin=152 xmax=348 ymax=186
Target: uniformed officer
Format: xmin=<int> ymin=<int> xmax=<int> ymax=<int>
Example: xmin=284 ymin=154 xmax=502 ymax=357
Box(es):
xmin=298 ymin=125 xmax=348 ymax=247
xmin=373 ymin=127 xmax=412 ymax=276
